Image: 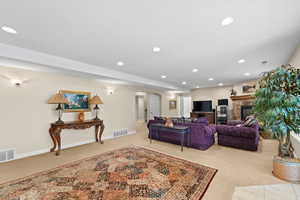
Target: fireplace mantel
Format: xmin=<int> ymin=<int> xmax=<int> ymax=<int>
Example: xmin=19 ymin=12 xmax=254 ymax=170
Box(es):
xmin=230 ymin=95 xmax=255 ymax=101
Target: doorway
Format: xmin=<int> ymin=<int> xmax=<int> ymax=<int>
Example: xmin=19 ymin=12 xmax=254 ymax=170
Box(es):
xmin=136 ymin=95 xmax=146 ymax=122
xmin=180 ymin=96 xmax=192 ymax=118
xmin=148 ymin=93 xmax=161 ymax=120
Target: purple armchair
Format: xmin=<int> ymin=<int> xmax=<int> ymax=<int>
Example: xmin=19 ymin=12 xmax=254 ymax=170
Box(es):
xmin=216 ymin=120 xmax=260 ymax=151
xmin=148 ymin=117 xmax=216 ymax=150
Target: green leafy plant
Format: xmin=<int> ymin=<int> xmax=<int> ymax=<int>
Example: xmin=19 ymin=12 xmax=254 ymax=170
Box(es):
xmin=253 ymin=65 xmax=300 ymax=158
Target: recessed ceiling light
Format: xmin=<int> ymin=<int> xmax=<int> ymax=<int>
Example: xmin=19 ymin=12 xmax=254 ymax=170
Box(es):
xmin=208 ymin=78 xmax=214 ymax=81
xmin=182 ymin=81 xmax=187 ymax=85
xmin=161 ymin=75 xmax=167 ymax=79
xmin=221 ymin=17 xmax=234 ymax=26
xmin=244 ymin=72 xmax=251 ymax=76
xmin=238 ymin=59 xmax=245 ymax=64
xmin=218 ymin=83 xmax=224 ymax=86
xmin=192 ymin=68 xmax=199 ymax=73
xmin=117 ymin=61 xmax=124 ymax=66
xmin=1 ymin=26 xmax=17 ymax=34
xmin=196 ymin=86 xmax=200 ymax=88
xmin=153 ymin=47 xmax=161 ymax=52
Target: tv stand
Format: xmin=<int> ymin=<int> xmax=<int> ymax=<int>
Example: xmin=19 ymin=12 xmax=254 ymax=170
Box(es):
xmin=190 ymin=111 xmax=215 ymax=124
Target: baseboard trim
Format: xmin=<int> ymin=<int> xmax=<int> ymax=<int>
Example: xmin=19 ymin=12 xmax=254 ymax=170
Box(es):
xmin=13 ymin=131 xmax=137 ymax=162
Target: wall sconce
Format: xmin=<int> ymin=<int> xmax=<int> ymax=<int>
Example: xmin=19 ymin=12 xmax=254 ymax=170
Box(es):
xmin=107 ymin=89 xmax=114 ymax=95
xmin=10 ymin=79 xmax=22 ymax=87
xmin=0 ymin=74 xmax=28 ymax=87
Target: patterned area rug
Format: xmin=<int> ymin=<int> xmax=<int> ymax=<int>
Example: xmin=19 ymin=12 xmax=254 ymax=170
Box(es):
xmin=0 ymin=146 xmax=217 ymax=200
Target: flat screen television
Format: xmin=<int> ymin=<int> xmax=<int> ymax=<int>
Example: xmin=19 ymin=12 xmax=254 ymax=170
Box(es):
xmin=193 ymin=101 xmax=212 ymax=112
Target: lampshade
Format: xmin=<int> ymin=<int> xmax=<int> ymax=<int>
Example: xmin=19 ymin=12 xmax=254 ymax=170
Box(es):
xmin=48 ymin=93 xmax=69 ymax=104
xmin=89 ymin=95 xmax=104 ymax=105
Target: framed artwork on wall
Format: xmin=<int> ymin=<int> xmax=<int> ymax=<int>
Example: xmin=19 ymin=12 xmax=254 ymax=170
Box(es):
xmin=169 ymin=100 xmax=177 ymax=110
xmin=60 ymin=90 xmax=91 ymax=112
xmin=242 ymin=84 xmax=256 ymax=93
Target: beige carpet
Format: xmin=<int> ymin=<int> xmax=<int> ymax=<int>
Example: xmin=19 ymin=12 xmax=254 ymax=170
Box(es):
xmin=0 ymin=123 xmax=286 ymax=200
xmin=232 ymin=184 xmax=300 ymax=200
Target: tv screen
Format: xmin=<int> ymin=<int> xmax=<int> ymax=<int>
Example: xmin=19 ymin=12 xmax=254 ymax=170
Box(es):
xmin=193 ymin=101 xmax=212 ymax=112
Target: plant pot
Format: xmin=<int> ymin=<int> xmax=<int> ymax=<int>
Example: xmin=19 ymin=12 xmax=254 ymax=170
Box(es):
xmin=260 ymin=129 xmax=273 ymax=139
xmin=273 ymin=156 xmax=300 ymax=183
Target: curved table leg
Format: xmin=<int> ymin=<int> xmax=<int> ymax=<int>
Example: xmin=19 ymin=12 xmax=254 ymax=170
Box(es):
xmin=99 ymin=124 xmax=105 ymax=144
xmin=53 ymin=128 xmax=62 ymax=156
xmin=95 ymin=125 xmax=100 ymax=142
xmin=49 ymin=127 xmax=57 ymax=153
xmin=96 ymin=123 xmax=105 ymax=144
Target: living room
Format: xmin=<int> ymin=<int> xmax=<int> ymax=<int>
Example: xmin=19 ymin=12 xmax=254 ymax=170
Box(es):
xmin=0 ymin=1 xmax=300 ymax=200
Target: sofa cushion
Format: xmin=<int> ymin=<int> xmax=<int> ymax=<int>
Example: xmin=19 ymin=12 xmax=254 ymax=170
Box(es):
xmin=193 ymin=117 xmax=209 ymax=125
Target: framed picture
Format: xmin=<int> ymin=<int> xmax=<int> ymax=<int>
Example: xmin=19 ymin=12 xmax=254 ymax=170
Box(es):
xmin=242 ymin=84 xmax=256 ymax=93
xmin=60 ymin=90 xmax=91 ymax=112
xmin=169 ymin=100 xmax=177 ymax=110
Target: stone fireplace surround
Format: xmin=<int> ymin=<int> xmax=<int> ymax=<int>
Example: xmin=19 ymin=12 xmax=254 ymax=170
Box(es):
xmin=230 ymin=95 xmax=255 ymax=120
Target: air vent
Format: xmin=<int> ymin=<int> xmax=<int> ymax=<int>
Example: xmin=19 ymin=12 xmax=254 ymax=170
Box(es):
xmin=113 ymin=128 xmax=128 ymax=137
xmin=0 ymin=149 xmax=15 ymax=162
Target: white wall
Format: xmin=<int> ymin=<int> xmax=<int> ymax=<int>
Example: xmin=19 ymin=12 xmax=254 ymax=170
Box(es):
xmin=161 ymin=94 xmax=181 ymax=118
xmin=0 ymin=66 xmax=137 ymax=156
xmin=289 ymin=45 xmax=300 ymax=68
xmin=191 ymin=86 xmax=233 ymax=108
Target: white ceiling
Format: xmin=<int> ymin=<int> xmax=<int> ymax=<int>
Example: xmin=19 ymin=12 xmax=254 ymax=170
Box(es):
xmin=0 ymin=0 xmax=300 ymax=90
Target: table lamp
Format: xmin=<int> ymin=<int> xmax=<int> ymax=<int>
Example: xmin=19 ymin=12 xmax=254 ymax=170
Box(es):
xmin=89 ymin=95 xmax=104 ymax=120
xmin=48 ymin=93 xmax=69 ymax=124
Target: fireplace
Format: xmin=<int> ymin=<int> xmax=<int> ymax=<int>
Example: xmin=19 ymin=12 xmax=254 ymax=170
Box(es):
xmin=241 ymin=105 xmax=253 ymax=120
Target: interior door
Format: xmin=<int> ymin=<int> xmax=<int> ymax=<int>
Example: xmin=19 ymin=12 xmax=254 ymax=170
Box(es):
xmin=148 ymin=94 xmax=161 ymax=120
xmin=136 ymin=96 xmax=145 ymax=121
xmin=181 ymin=96 xmax=192 ymax=118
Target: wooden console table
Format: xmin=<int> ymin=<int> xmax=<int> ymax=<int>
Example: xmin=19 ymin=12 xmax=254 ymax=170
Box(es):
xmin=49 ymin=120 xmax=105 ymax=156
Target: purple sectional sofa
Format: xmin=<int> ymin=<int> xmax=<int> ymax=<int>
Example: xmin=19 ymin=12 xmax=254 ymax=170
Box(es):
xmin=148 ymin=117 xmax=216 ymax=150
xmin=216 ymin=120 xmax=260 ymax=151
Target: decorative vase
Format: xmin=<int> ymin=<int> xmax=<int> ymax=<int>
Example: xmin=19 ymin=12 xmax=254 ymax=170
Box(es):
xmin=78 ymin=112 xmax=85 ymax=122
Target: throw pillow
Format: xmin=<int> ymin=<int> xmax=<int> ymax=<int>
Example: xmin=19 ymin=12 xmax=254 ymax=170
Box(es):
xmin=243 ymin=115 xmax=257 ymax=127
xmin=165 ymin=118 xmax=174 ymax=127
xmin=236 ymin=124 xmax=244 ymax=127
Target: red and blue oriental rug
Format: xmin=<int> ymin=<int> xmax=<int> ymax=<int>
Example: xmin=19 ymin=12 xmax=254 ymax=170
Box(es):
xmin=0 ymin=146 xmax=217 ymax=200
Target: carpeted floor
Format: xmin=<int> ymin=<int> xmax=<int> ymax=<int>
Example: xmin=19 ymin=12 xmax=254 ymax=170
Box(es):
xmin=232 ymin=183 xmax=300 ymax=200
xmin=0 ymin=146 xmax=217 ymax=200
xmin=0 ymin=123 xmax=286 ymax=200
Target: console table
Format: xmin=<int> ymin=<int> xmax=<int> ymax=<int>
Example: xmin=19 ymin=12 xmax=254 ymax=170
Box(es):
xmin=149 ymin=124 xmax=190 ymax=152
xmin=49 ymin=120 xmax=105 ymax=156
xmin=190 ymin=111 xmax=215 ymax=124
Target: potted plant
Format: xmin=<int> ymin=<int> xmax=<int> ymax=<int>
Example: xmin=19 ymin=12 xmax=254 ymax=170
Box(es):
xmin=253 ymin=65 xmax=300 ymax=182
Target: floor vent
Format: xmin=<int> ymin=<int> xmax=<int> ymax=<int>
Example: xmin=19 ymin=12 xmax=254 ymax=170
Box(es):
xmin=0 ymin=149 xmax=15 ymax=162
xmin=113 ymin=128 xmax=128 ymax=137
